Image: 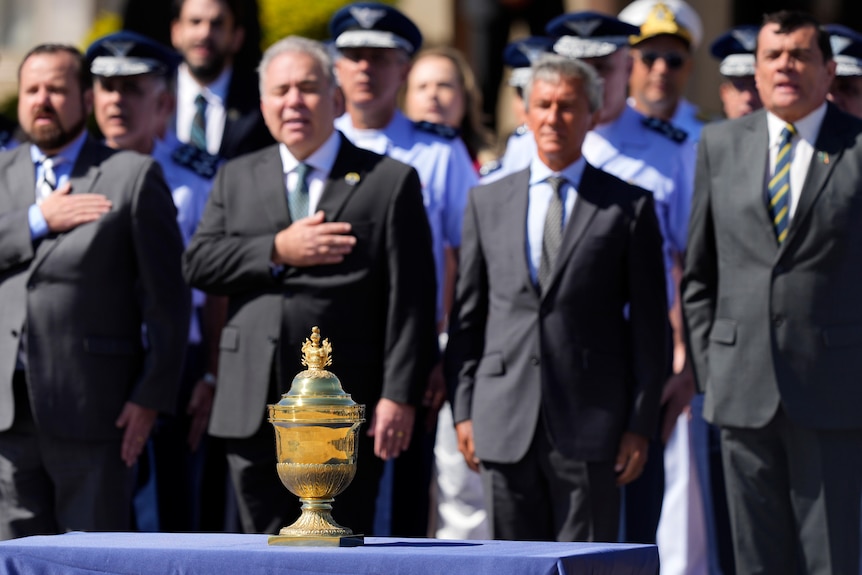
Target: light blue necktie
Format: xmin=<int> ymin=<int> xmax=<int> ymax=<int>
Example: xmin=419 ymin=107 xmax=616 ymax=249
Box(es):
xmin=288 ymin=163 xmax=312 ymax=221
xmin=767 ymin=123 xmax=796 ymax=244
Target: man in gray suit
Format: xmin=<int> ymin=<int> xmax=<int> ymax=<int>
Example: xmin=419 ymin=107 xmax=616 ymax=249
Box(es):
xmin=683 ymin=11 xmax=862 ymax=574
xmin=0 ymin=44 xmax=189 ymax=538
xmin=183 ymin=36 xmax=437 ymax=536
xmin=446 ymin=54 xmax=668 ymax=541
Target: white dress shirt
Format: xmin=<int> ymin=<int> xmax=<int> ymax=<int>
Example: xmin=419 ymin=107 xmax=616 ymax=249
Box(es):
xmin=176 ymin=64 xmax=232 ymax=155
xmin=765 ymin=103 xmax=827 ymax=219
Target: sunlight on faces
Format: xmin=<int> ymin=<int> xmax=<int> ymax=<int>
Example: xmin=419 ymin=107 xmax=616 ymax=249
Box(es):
xmin=828 ymin=76 xmax=862 ymax=119
xmin=526 ymin=76 xmax=600 ymax=171
xmin=171 ymin=0 xmax=244 ymax=83
xmin=629 ymin=35 xmax=692 ymax=119
xmin=260 ymin=50 xmax=338 ymax=160
xmin=720 ymin=76 xmax=762 ymax=119
xmin=94 ymin=74 xmax=172 ymax=154
xmin=18 ymin=51 xmax=91 ymax=155
xmin=335 ymin=47 xmax=409 ymax=112
xmin=755 ymin=23 xmax=835 ymax=122
xmin=404 ymin=54 xmax=466 ymax=128
xmin=584 ymin=49 xmax=631 ymax=125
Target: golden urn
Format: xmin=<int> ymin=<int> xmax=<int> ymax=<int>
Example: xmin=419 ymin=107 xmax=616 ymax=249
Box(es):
xmin=267 ymin=326 xmax=366 ymax=546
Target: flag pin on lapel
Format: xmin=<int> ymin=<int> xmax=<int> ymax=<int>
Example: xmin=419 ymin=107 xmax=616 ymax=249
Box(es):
xmin=345 ymin=172 xmax=360 ymax=185
xmin=818 ymin=151 xmax=830 ymax=164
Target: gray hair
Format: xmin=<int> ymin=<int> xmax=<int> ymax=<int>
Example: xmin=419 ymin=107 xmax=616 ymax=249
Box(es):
xmin=258 ymin=36 xmax=336 ymax=95
xmin=524 ymin=53 xmax=604 ymax=114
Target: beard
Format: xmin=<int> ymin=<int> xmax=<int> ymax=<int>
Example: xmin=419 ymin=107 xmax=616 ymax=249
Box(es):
xmin=188 ymin=52 xmax=228 ymax=84
xmin=27 ymin=106 xmax=87 ymax=152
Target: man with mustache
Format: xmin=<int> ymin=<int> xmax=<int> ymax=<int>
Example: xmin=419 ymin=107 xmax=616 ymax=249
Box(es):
xmin=0 ymin=44 xmax=189 ymax=538
xmin=171 ymin=0 xmax=272 ymax=158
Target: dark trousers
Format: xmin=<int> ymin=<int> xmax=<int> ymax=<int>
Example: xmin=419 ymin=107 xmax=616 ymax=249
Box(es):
xmin=388 ymin=404 xmax=434 ymax=536
xmin=480 ymin=416 xmax=619 ymax=542
xmin=721 ymin=407 xmax=862 ymax=575
xmin=0 ymin=371 xmax=135 ymax=538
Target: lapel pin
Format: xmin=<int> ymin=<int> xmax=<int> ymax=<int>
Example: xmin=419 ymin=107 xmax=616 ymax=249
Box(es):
xmin=818 ymin=151 xmax=830 ymax=164
xmin=345 ymin=172 xmax=360 ymax=186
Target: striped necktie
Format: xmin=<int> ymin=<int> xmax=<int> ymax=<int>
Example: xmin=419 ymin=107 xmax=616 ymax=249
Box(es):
xmin=190 ymin=94 xmax=208 ymax=151
xmin=36 ymin=155 xmax=59 ymax=203
xmin=767 ymin=123 xmax=796 ymax=244
xmin=539 ymin=176 xmax=566 ymax=292
xmin=288 ymin=162 xmax=312 ymax=221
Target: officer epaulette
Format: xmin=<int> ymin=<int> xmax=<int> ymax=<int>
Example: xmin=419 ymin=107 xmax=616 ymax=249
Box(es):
xmin=413 ymin=120 xmax=459 ymax=140
xmin=514 ymin=124 xmax=529 ymax=136
xmin=479 ymin=159 xmax=502 ymax=177
xmin=0 ymin=130 xmax=13 ymax=149
xmin=641 ymin=116 xmax=688 ymax=143
xmin=171 ymin=143 xmax=222 ymax=179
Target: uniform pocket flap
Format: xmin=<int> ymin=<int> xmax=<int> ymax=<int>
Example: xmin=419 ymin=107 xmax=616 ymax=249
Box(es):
xmin=709 ymin=319 xmax=737 ymax=344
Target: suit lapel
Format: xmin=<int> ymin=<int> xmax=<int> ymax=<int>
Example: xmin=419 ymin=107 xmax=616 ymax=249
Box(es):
xmin=782 ymin=105 xmax=843 ymax=251
xmin=30 ymin=138 xmax=105 ymax=274
xmin=503 ymin=169 xmax=536 ymax=296
xmin=316 ymin=136 xmax=361 ymax=221
xmin=740 ymin=113 xmax=779 ymax=249
xmin=541 ymin=165 xmax=600 ymax=299
xmin=4 ymin=146 xmax=36 ymax=210
xmin=254 ymin=146 xmax=291 ymax=230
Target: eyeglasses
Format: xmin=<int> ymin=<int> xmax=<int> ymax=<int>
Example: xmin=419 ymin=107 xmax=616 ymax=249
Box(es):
xmin=637 ymin=51 xmax=687 ymax=70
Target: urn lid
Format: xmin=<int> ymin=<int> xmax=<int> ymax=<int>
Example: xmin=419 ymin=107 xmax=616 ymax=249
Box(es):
xmin=273 ymin=327 xmax=361 ymax=409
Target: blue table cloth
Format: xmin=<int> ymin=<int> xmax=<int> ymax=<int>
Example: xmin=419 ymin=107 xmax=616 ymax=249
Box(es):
xmin=0 ymin=532 xmax=658 ymax=575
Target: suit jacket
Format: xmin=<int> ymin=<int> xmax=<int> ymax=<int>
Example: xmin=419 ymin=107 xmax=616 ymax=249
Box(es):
xmin=218 ymin=67 xmax=273 ymax=159
xmin=683 ymin=104 xmax=862 ymax=430
xmin=183 ymin=134 xmax=438 ymax=438
xmin=0 ymin=137 xmax=190 ymax=439
xmin=446 ymin=163 xmax=668 ymax=464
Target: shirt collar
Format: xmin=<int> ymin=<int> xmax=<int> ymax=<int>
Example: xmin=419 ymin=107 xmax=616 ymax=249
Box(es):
xmin=30 ymin=129 xmax=87 ymax=166
xmin=278 ymin=130 xmax=342 ymax=176
xmin=529 ymin=154 xmax=587 ymax=187
xmin=766 ymin=102 xmax=828 ymax=148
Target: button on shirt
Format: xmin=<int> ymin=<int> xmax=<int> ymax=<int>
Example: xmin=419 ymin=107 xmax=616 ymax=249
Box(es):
xmin=526 ymin=156 xmax=584 ymax=285
xmin=176 ymin=64 xmax=231 ymax=155
xmin=765 ymin=103 xmax=826 ymax=220
xmin=279 ymin=130 xmax=341 ymax=217
xmin=28 ymin=131 xmax=88 ymax=239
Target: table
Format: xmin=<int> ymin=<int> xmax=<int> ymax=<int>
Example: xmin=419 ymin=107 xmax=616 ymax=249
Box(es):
xmin=0 ymin=532 xmax=658 ymax=575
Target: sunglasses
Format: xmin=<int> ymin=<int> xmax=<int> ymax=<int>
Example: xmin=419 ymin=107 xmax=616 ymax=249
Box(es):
xmin=638 ymin=52 xmax=687 ymax=70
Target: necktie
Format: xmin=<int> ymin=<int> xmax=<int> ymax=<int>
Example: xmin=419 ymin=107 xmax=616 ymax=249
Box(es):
xmin=36 ymin=155 xmax=59 ymax=203
xmin=767 ymin=123 xmax=796 ymax=244
xmin=288 ymin=162 xmax=312 ymax=221
xmin=539 ymin=176 xmax=566 ymax=292
xmin=190 ymin=94 xmax=208 ymax=151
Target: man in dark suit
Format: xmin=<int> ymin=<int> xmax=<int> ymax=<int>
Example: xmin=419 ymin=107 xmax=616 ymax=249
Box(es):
xmin=183 ymin=36 xmax=438 ymax=536
xmin=446 ymin=53 xmax=668 ymax=542
xmin=683 ymin=11 xmax=862 ymax=574
xmin=171 ymin=0 xmax=272 ymax=158
xmin=0 ymin=44 xmax=189 ymax=539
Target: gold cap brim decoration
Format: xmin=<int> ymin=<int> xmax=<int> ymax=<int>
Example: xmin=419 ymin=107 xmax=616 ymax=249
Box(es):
xmin=630 ymin=2 xmax=693 ymax=47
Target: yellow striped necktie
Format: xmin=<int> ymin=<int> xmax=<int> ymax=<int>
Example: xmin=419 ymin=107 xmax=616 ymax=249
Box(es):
xmin=767 ymin=123 xmax=796 ymax=243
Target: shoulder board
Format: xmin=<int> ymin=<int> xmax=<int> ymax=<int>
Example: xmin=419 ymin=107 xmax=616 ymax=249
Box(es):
xmin=413 ymin=120 xmax=459 ymax=140
xmin=479 ymin=160 xmax=502 ymax=177
xmin=641 ymin=116 xmax=688 ymax=143
xmin=171 ymin=143 xmax=222 ymax=179
xmin=0 ymin=130 xmax=12 ymax=149
xmin=514 ymin=124 xmax=529 ymax=136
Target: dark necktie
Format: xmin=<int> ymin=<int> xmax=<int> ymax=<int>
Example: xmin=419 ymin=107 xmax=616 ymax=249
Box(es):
xmin=767 ymin=123 xmax=796 ymax=244
xmin=288 ymin=162 xmax=312 ymax=221
xmin=539 ymin=176 xmax=566 ymax=292
xmin=190 ymin=94 xmax=208 ymax=151
xmin=36 ymin=155 xmax=59 ymax=203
